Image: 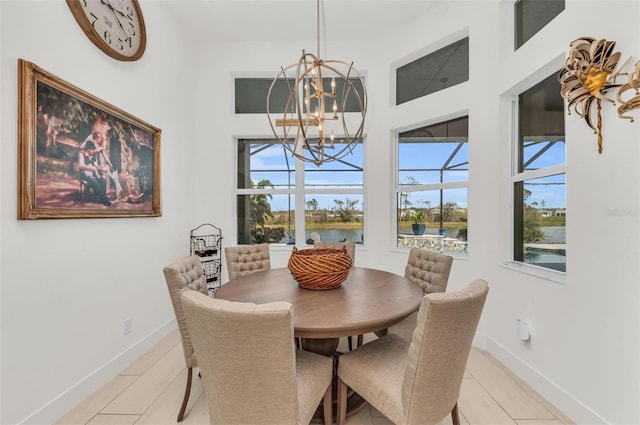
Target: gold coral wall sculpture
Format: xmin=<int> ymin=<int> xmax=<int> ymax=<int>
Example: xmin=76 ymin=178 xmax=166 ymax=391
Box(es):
xmin=616 ymin=60 xmax=640 ymax=122
xmin=558 ymin=37 xmax=624 ymax=153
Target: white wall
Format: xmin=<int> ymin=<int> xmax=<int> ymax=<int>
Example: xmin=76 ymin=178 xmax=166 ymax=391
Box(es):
xmin=1 ymin=1 xmax=639 ymax=424
xmin=0 ymin=1 xmax=199 ymax=424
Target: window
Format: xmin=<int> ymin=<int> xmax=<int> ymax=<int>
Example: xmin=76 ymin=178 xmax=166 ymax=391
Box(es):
xmin=515 ymin=0 xmax=564 ymax=49
xmin=235 ymin=78 xmax=294 ymax=114
xmin=396 ymin=37 xmax=469 ymax=105
xmin=514 ymin=73 xmax=566 ymax=272
xmin=396 ymin=116 xmax=468 ymax=253
xmin=235 ymin=77 xmax=366 ymax=114
xmin=236 ymin=139 xmax=364 ymax=245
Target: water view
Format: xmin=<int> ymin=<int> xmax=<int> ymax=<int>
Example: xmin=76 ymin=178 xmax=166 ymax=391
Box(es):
xmin=524 ymin=226 xmax=566 ymax=272
xmin=304 ymin=229 xmax=364 ymax=244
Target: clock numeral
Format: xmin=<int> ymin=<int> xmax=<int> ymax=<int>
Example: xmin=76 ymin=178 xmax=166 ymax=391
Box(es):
xmin=127 ymin=21 xmax=136 ymax=37
xmin=103 ymin=30 xmax=112 ymax=45
xmin=80 ymin=0 xmax=88 ymax=7
xmin=89 ymin=12 xmax=98 ymax=28
xmin=115 ymin=36 xmax=132 ymax=51
xmin=125 ymin=6 xmax=135 ymax=20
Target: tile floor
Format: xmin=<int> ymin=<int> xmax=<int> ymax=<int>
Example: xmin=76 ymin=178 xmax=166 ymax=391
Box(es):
xmin=55 ymin=330 xmax=575 ymax=425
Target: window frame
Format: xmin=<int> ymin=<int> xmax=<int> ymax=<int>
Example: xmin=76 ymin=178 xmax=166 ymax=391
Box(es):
xmin=394 ymin=115 xmax=469 ymax=254
xmin=510 ymin=71 xmax=566 ymax=276
xmin=235 ymin=138 xmax=365 ymax=247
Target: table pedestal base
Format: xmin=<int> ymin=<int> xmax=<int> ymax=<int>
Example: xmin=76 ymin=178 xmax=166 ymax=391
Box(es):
xmin=301 ymin=337 xmax=340 ymax=356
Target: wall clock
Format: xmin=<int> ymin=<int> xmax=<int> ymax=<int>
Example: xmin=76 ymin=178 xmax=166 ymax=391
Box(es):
xmin=66 ymin=0 xmax=146 ymax=61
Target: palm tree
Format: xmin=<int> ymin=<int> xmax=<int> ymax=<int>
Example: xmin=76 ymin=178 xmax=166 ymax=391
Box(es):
xmin=306 ymin=198 xmax=318 ymax=217
xmin=250 ymin=179 xmax=274 ymax=227
xmin=333 ymin=198 xmax=360 ymax=222
xmin=250 ymin=179 xmax=276 ymax=243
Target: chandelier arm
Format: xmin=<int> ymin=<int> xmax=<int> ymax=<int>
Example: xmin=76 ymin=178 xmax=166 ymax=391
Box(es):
xmin=296 ymin=53 xmax=316 ymax=159
xmin=266 ymin=70 xmax=290 ymax=148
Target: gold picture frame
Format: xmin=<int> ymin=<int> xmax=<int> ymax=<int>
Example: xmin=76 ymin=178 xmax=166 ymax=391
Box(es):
xmin=18 ymin=59 xmax=161 ymax=219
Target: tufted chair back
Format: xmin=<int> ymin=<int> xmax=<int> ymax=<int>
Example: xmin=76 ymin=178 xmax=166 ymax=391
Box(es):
xmin=163 ymin=255 xmax=208 ymax=368
xmin=224 ymin=243 xmax=271 ymax=281
xmin=314 ymin=241 xmax=356 ymax=265
xmin=162 ymin=255 xmax=208 ymax=421
xmin=382 ymin=248 xmax=454 ymax=343
xmin=404 ymin=248 xmax=453 ymax=294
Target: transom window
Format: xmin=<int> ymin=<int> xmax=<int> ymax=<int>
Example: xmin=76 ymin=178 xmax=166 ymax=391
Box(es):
xmin=515 ymin=0 xmax=565 ymax=49
xmin=235 ymin=77 xmax=365 ymax=114
xmin=396 ymin=116 xmax=469 ymax=253
xmin=396 ymin=37 xmax=469 ymax=105
xmin=235 ymin=78 xmax=294 ymax=114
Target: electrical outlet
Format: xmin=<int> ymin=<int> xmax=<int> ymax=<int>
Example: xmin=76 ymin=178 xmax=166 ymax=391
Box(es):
xmin=517 ymin=318 xmax=530 ymax=341
xmin=124 ymin=318 xmax=133 ymax=335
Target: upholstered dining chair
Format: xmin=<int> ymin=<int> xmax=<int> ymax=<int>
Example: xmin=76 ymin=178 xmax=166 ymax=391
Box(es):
xmin=336 ymin=279 xmax=489 ymax=425
xmin=224 ymin=243 xmax=271 ymax=281
xmin=162 ymin=255 xmax=209 ymax=422
xmin=181 ymin=291 xmax=334 ymax=425
xmin=381 ymin=248 xmax=454 ymax=341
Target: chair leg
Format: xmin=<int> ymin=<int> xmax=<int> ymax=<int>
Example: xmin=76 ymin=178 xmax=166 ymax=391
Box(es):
xmin=323 ymin=383 xmax=332 ymax=425
xmin=348 ymin=334 xmax=364 ymax=351
xmin=451 ymin=402 xmax=460 ymax=425
xmin=336 ymin=377 xmax=348 ymax=425
xmin=177 ymin=367 xmax=193 ymax=422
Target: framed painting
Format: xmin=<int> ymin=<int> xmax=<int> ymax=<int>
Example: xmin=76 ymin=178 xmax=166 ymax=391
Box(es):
xmin=18 ymin=59 xmax=161 ymax=219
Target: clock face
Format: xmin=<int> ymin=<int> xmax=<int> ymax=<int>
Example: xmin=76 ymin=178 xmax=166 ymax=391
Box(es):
xmin=66 ymin=0 xmax=146 ymax=61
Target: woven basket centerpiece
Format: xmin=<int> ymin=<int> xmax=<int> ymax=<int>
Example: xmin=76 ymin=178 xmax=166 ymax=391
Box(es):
xmin=288 ymin=247 xmax=352 ymax=290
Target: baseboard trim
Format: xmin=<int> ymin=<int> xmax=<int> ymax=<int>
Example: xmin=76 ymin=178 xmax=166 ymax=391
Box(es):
xmin=18 ymin=319 xmax=177 ymax=425
xmin=484 ymin=336 xmax=607 ymax=425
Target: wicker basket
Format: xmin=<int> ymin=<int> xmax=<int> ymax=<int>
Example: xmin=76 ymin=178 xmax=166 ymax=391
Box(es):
xmin=288 ymin=247 xmax=353 ymax=290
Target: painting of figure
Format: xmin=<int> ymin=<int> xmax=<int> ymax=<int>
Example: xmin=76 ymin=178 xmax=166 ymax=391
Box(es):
xmin=18 ymin=59 xmax=161 ymax=219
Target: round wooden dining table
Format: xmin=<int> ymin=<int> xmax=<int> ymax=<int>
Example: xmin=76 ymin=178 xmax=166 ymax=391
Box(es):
xmin=215 ymin=266 xmax=423 ymax=420
xmin=216 ymin=266 xmax=423 ymax=347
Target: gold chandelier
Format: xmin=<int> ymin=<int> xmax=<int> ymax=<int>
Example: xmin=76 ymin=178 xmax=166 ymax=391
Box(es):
xmin=266 ymin=0 xmax=367 ymax=166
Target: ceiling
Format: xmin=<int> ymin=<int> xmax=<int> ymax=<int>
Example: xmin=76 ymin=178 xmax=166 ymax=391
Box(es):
xmin=162 ymin=0 xmax=439 ymax=43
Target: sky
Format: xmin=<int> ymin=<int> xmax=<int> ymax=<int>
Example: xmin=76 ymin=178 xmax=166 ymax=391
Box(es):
xmin=245 ymin=138 xmax=566 ymax=212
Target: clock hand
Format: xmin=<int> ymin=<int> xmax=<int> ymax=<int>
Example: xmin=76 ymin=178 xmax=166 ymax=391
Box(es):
xmin=100 ymin=0 xmax=129 ymax=18
xmin=100 ymin=0 xmax=127 ymax=33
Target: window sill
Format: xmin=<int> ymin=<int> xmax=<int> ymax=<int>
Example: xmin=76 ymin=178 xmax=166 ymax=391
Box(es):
xmin=499 ymin=261 xmax=565 ymax=284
